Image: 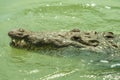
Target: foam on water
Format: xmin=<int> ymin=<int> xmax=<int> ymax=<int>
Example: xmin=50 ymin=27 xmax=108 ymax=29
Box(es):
xmin=39 ymin=69 xmax=79 ymax=80
xmin=111 ymin=63 xmax=120 ymax=68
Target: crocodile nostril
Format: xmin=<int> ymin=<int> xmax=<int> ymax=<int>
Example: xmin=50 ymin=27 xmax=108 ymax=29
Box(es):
xmin=8 ymin=31 xmax=13 ymax=36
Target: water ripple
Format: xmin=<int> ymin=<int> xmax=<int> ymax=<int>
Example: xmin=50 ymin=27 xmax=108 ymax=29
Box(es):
xmin=39 ymin=69 xmax=79 ymax=80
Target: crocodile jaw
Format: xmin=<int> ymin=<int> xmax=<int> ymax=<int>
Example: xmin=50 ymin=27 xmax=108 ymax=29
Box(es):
xmin=10 ymin=38 xmax=28 ymax=48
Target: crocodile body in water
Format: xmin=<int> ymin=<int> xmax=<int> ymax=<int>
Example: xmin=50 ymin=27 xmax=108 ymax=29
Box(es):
xmin=8 ymin=28 xmax=120 ymax=53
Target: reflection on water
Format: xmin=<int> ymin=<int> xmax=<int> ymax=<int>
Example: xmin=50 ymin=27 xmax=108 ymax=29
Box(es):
xmin=0 ymin=0 xmax=120 ymax=80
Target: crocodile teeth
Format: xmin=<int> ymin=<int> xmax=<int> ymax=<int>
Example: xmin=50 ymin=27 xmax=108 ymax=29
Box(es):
xmin=21 ymin=39 xmax=25 ymax=43
xmin=12 ymin=39 xmax=16 ymax=43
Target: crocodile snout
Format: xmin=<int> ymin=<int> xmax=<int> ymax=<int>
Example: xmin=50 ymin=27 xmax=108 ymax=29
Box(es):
xmin=8 ymin=31 xmax=14 ymax=37
xmin=8 ymin=29 xmax=26 ymax=39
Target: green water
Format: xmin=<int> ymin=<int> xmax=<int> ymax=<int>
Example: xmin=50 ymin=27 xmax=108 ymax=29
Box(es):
xmin=0 ymin=0 xmax=120 ymax=80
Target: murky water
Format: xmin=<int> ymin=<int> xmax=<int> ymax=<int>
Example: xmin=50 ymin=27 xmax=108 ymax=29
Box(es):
xmin=0 ymin=0 xmax=120 ymax=80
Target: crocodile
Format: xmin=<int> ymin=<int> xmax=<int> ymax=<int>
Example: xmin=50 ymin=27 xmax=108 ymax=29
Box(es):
xmin=8 ymin=28 xmax=120 ymax=53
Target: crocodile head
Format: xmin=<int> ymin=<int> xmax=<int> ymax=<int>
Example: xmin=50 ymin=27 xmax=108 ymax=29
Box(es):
xmin=8 ymin=28 xmax=30 ymax=48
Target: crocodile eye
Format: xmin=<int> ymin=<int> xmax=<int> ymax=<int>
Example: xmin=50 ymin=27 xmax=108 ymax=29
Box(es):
xmin=19 ymin=28 xmax=24 ymax=32
xmin=104 ymin=32 xmax=114 ymax=39
xmin=71 ymin=36 xmax=81 ymax=42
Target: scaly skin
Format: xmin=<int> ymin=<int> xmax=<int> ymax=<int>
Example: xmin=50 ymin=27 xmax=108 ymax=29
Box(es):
xmin=8 ymin=28 xmax=120 ymax=53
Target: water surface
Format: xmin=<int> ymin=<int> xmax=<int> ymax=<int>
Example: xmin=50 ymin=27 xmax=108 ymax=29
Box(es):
xmin=0 ymin=0 xmax=120 ymax=80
